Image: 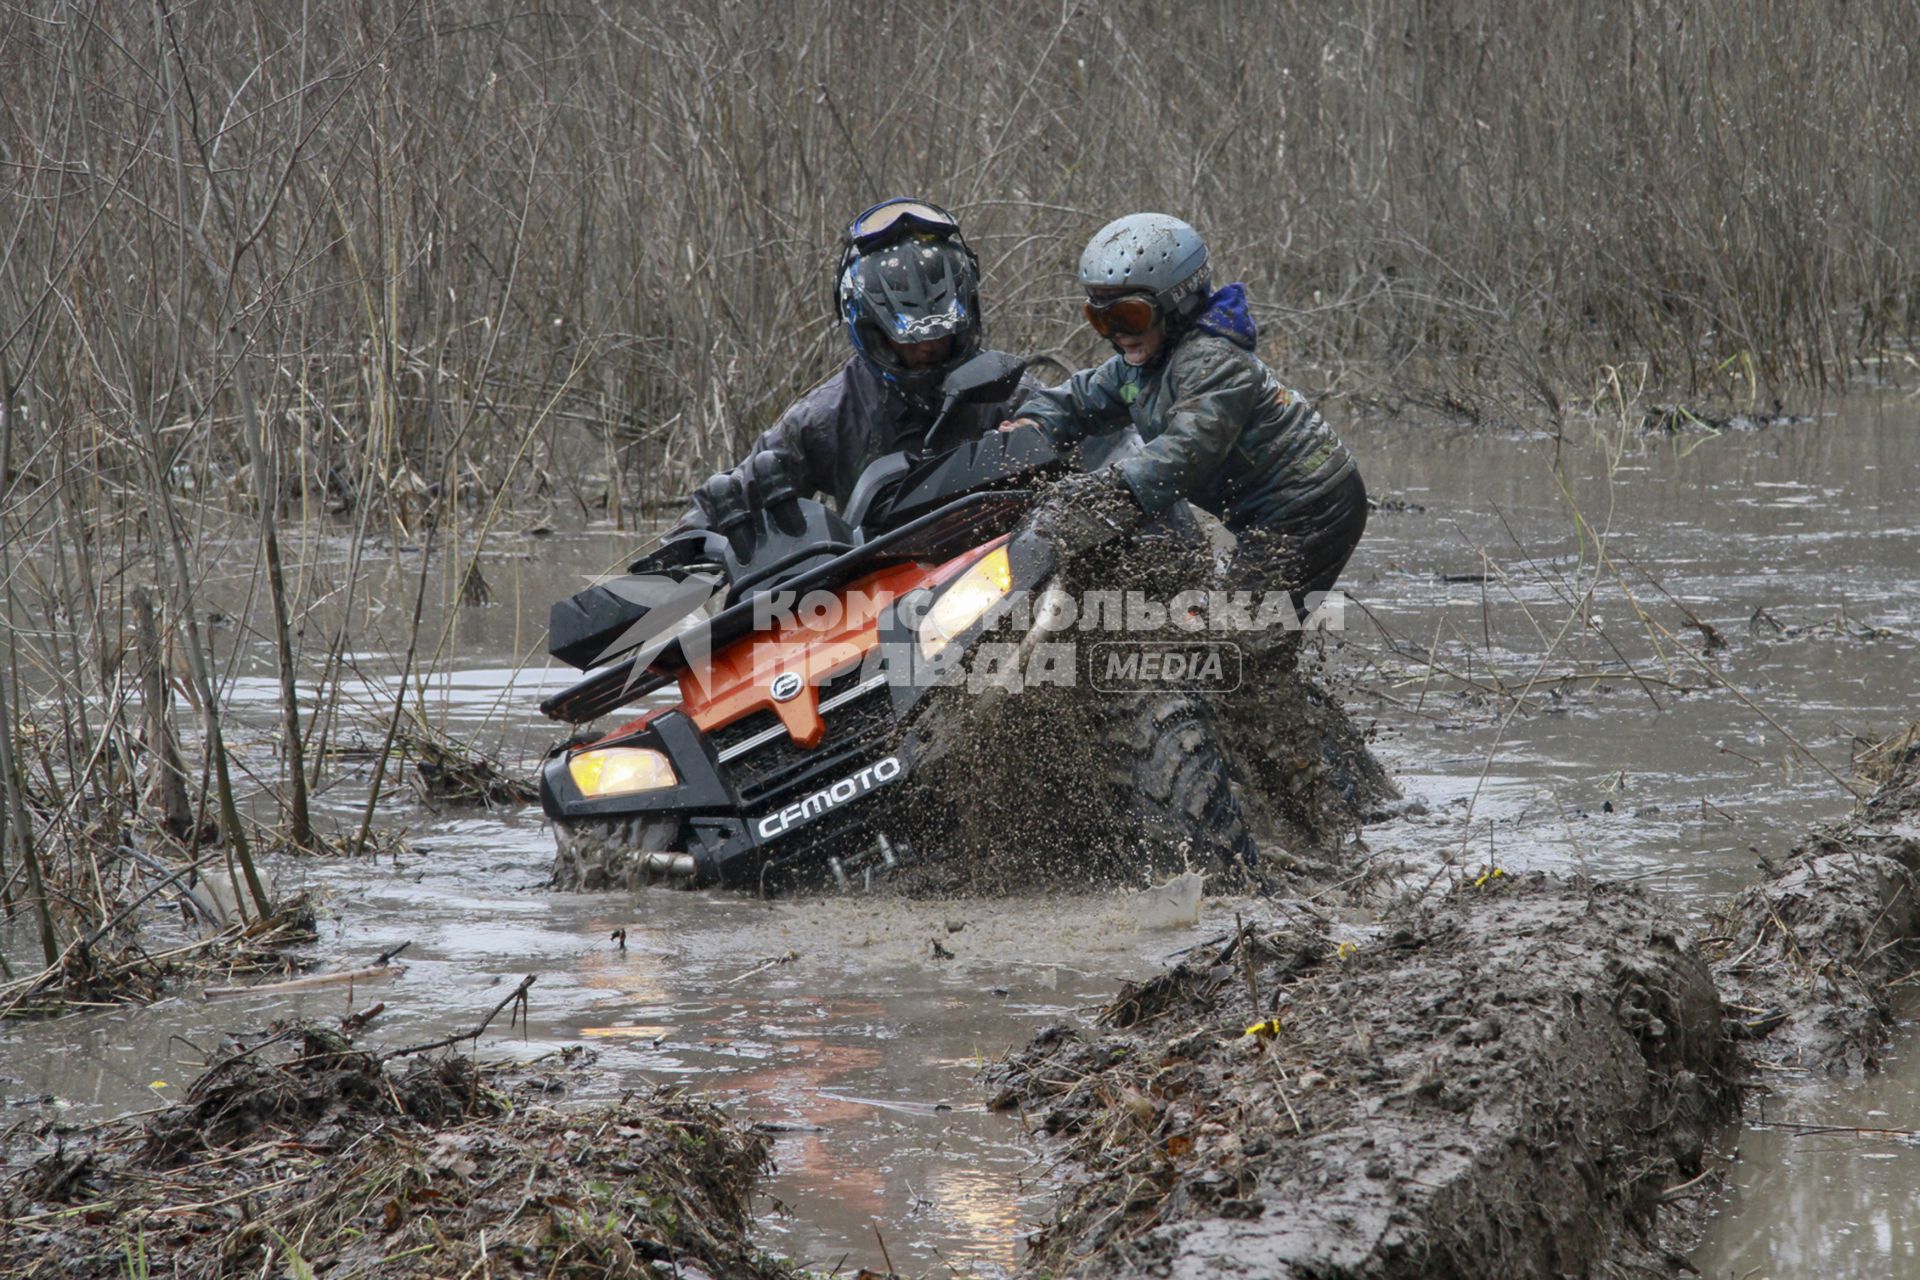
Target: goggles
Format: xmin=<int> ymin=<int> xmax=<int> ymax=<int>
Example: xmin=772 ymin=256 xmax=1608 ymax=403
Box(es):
xmin=1083 ymin=294 xmax=1161 ymax=338
xmin=845 ymin=198 xmax=962 ymax=251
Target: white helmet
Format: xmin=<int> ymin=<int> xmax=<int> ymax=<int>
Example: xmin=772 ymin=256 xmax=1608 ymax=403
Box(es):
xmin=1077 ymin=213 xmax=1212 ymax=321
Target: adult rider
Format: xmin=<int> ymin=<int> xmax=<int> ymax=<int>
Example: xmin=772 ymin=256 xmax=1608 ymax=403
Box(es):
xmin=678 ymin=198 xmax=1040 ymax=530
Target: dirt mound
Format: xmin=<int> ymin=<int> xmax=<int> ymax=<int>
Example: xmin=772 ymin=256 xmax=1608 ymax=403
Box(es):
xmin=141 ymin=1023 xmax=492 ymax=1166
xmin=1 ymin=1025 xmax=795 ymax=1280
xmin=1860 ymin=723 xmax=1920 ymax=816
xmin=988 ymin=875 xmax=1736 ymax=1279
xmin=0 ymin=890 xmax=318 ymax=1021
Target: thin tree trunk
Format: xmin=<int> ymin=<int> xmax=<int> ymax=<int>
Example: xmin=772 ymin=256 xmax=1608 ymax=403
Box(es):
xmin=0 ymin=672 xmax=56 ymax=969
xmin=353 ymin=511 xmax=440 ymax=857
xmin=262 ymin=522 xmax=312 ymax=845
xmin=133 ymin=587 xmax=195 ymax=842
xmin=227 ymin=336 xmax=312 ymax=847
xmin=0 ymin=364 xmax=58 ymax=966
xmin=146 ymin=474 xmax=269 ymax=920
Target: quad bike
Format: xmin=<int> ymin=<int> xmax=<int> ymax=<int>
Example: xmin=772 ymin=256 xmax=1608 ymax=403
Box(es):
xmin=537 ymin=351 xmax=1258 ymax=893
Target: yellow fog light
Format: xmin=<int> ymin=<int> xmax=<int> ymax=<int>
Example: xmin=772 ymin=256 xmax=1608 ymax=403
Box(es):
xmin=919 ymin=546 xmax=1013 ymax=659
xmin=568 ymin=746 xmax=677 ymax=797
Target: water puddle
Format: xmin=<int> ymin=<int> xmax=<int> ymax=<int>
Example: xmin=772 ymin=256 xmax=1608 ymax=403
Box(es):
xmin=6 ymin=394 xmax=1920 ymax=1272
xmin=1691 ymin=1008 xmax=1920 ymax=1279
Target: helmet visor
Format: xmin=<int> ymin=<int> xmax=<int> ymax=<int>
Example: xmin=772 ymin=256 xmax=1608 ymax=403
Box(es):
xmin=848 ymin=198 xmax=961 ymax=250
xmin=1084 ymin=295 xmax=1161 ymax=338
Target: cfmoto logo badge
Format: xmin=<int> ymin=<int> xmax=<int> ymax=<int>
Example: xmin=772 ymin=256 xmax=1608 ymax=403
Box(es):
xmin=769 ymin=672 xmax=804 ymax=703
xmin=755 ymin=756 xmax=905 ymax=841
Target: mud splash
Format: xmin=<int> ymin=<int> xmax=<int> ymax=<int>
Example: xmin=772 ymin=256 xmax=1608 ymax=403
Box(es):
xmin=896 ymin=523 xmax=1390 ymax=894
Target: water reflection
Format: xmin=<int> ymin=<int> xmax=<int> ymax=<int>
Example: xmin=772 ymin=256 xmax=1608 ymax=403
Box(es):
xmin=1694 ymin=1031 xmax=1920 ymax=1278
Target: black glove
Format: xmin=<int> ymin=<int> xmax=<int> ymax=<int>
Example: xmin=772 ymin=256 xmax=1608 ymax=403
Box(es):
xmin=748 ymin=449 xmax=807 ymax=535
xmin=1023 ymin=467 xmax=1143 ymax=560
xmin=692 ymin=470 xmax=754 ymax=557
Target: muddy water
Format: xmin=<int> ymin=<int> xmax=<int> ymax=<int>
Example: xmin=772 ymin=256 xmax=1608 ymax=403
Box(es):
xmin=1354 ymin=396 xmax=1920 ymax=1279
xmin=1689 ymin=1005 xmax=1920 ymax=1279
xmin=5 ymin=395 xmax=1920 ymax=1274
xmin=1353 ymin=400 xmax=1920 ymax=909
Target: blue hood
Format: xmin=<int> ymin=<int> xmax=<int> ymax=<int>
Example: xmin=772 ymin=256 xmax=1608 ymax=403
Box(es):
xmin=1191 ymin=282 xmax=1257 ymax=351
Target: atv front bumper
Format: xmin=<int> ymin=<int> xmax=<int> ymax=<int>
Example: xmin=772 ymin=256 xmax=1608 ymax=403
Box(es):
xmin=540 ymin=663 xmax=930 ymax=891
xmin=541 ymin=533 xmax=1059 ymax=892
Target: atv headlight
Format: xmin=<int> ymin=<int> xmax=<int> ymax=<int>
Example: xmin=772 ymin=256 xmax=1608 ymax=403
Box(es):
xmin=568 ymin=746 xmax=678 ymax=797
xmin=919 ymin=546 xmax=1013 ymax=659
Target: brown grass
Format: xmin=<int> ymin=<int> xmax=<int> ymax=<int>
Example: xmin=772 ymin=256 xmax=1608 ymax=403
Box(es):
xmin=5 ymin=2 xmax=1916 ymax=506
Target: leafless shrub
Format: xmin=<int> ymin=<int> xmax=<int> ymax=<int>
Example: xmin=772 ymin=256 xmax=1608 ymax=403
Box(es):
xmin=7 ymin=2 xmax=1913 ymax=503
xmin=0 ymin=1 xmax=1915 ymax=979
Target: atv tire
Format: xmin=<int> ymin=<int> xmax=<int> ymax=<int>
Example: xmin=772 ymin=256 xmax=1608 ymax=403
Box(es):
xmin=551 ymin=815 xmax=679 ymax=891
xmin=1103 ymin=692 xmax=1261 ymax=885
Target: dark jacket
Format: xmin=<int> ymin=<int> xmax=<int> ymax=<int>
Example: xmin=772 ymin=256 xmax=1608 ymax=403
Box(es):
xmin=1014 ymin=285 xmax=1356 ymax=535
xmin=681 ymin=357 xmax=1040 ymax=525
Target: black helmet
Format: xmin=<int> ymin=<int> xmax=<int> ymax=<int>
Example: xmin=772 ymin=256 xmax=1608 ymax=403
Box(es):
xmin=836 ymin=200 xmax=982 ymax=407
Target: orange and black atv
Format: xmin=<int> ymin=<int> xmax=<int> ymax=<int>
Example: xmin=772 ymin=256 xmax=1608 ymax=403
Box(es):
xmin=538 ymin=353 xmax=1256 ymax=893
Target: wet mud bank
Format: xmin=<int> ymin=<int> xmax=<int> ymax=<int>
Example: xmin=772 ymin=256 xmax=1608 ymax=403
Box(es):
xmin=994 ymin=726 xmax=1920 ymax=1278
xmin=990 ymin=876 xmax=1737 ymax=1279
xmin=0 ymin=1023 xmax=795 ymax=1280
xmin=1709 ymin=728 xmax=1920 ymax=1075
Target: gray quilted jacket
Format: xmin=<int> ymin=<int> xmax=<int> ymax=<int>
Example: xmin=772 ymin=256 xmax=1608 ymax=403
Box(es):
xmin=679 ymin=356 xmax=1040 ymax=525
xmin=1014 ymin=329 xmax=1354 ymax=534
